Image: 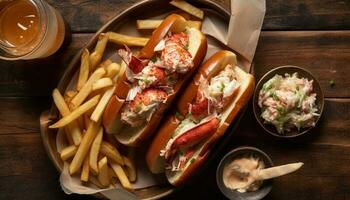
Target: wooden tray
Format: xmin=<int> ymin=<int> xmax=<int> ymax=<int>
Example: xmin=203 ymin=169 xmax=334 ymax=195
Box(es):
xmin=39 ymin=0 xmax=252 ymax=199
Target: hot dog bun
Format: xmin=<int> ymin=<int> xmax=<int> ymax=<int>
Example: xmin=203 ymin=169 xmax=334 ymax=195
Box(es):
xmin=103 ymin=14 xmax=207 ymax=146
xmin=146 ymin=50 xmax=255 ymax=186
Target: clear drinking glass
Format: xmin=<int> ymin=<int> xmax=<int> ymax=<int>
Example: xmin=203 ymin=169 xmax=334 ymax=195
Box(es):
xmin=0 ymin=0 xmax=65 ymax=60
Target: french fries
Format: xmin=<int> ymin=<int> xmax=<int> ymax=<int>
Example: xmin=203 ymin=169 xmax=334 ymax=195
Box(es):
xmin=92 ymin=78 xmax=113 ymax=91
xmin=136 ymin=20 xmax=162 ymax=29
xmin=100 ymin=141 xmax=124 ymax=165
xmin=137 ymin=19 xmax=202 ymax=30
xmin=52 ymin=89 xmax=82 ymax=145
xmin=89 ymin=128 xmax=103 ymax=175
xmin=98 ymin=157 xmax=110 ymax=187
xmin=60 ymin=145 xmax=77 ymax=161
xmin=70 ymin=68 xmax=105 ymax=110
xmin=90 ymin=86 xmax=115 ymax=122
xmin=106 ymin=32 xmax=149 ymax=47
xmin=50 ymin=95 xmax=100 ymax=129
xmin=69 ymin=120 xmax=101 ymax=175
xmin=99 ymin=59 xmax=112 ymax=69
xmin=77 ymin=49 xmax=90 ymax=91
xmin=123 ymin=156 xmax=137 ymax=182
xmin=89 ymin=175 xmax=105 ymax=188
xmin=81 ymin=153 xmax=90 ymax=182
xmin=64 ymin=90 xmax=78 ymax=103
xmin=105 ymin=63 xmax=120 ymax=79
xmin=111 ymin=162 xmax=132 ymax=191
xmin=89 ymin=52 xmax=102 ymax=72
xmin=90 ymin=33 xmax=109 ymax=71
xmin=95 ymin=33 xmax=109 ymax=56
xmin=170 ymin=0 xmax=204 ymax=19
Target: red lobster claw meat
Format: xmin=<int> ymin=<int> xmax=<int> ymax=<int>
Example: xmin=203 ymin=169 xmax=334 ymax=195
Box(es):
xmin=118 ymin=45 xmax=147 ymax=74
xmin=172 ymin=118 xmax=219 ymax=152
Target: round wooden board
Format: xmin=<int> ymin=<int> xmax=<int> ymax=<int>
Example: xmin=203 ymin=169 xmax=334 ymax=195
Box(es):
xmin=38 ymin=0 xmax=253 ymax=199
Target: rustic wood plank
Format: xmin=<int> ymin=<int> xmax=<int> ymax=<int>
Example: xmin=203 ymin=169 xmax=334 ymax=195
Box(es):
xmin=0 ymin=31 xmax=348 ymax=97
xmin=45 ymin=0 xmax=350 ymax=32
xmin=254 ymin=31 xmax=350 ymax=98
xmin=0 ymin=97 xmax=349 ymax=199
xmin=0 ymin=34 xmax=92 ymax=97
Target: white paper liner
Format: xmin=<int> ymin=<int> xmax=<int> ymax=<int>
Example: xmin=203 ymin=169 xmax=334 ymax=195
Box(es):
xmin=57 ymin=0 xmax=265 ymax=198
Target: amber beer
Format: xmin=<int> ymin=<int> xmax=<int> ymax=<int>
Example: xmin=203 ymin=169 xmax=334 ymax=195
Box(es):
xmin=0 ymin=0 xmax=65 ymax=60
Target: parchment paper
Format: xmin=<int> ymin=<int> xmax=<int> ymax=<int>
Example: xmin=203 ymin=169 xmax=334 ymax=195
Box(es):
xmin=58 ymin=0 xmax=265 ymax=199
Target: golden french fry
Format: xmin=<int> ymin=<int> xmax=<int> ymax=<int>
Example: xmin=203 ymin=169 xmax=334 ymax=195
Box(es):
xmin=83 ymin=113 xmax=91 ymax=129
xmin=137 ymin=19 xmax=201 ymax=30
xmin=106 ymin=32 xmax=149 ymax=47
xmin=109 ymin=167 xmax=117 ymax=178
xmin=99 ymin=59 xmax=112 ymax=69
xmin=95 ymin=33 xmax=109 ymax=57
xmin=136 ymin=20 xmax=162 ymax=29
xmin=105 ymin=63 xmax=120 ymax=79
xmin=52 ymin=89 xmax=82 ymax=145
xmin=62 ymin=127 xmax=74 ymax=145
xmin=50 ymin=95 xmax=100 ymax=129
xmin=90 ymin=86 xmax=115 ymax=122
xmin=100 ymin=141 xmax=124 ymax=165
xmin=77 ymin=49 xmax=90 ymax=91
xmin=89 ymin=128 xmax=103 ymax=175
xmin=60 ymin=145 xmax=77 ymax=161
xmin=89 ymin=175 xmax=105 ymax=188
xmin=186 ymin=20 xmax=202 ymax=29
xmin=66 ymin=90 xmax=78 ymax=98
xmin=81 ymin=153 xmax=90 ymax=182
xmin=64 ymin=90 xmax=78 ymax=103
xmin=69 ymin=120 xmax=101 ymax=175
xmin=98 ymin=157 xmax=110 ymax=187
xmin=170 ymin=0 xmax=204 ymax=19
xmin=123 ymin=156 xmax=137 ymax=182
xmin=89 ymin=51 xmax=102 ymax=72
xmin=110 ymin=162 xmax=132 ymax=191
xmin=92 ymin=78 xmax=113 ymax=91
xmin=70 ymin=68 xmax=105 ymax=110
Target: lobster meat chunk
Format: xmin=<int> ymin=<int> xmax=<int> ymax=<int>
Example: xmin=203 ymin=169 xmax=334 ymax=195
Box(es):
xmin=172 ymin=118 xmax=219 ymax=150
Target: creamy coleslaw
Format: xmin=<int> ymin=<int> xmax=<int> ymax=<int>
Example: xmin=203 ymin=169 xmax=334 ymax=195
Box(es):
xmin=258 ymin=73 xmax=319 ymax=133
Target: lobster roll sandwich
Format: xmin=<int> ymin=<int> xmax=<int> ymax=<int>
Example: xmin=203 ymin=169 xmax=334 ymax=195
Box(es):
xmin=103 ymin=14 xmax=207 ymax=146
xmin=146 ymin=50 xmax=255 ymax=186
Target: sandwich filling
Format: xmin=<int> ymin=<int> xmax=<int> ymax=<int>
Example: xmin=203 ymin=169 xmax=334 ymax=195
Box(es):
xmin=119 ymin=31 xmax=194 ymax=127
xmin=161 ymin=64 xmax=241 ymax=172
xmin=190 ymin=64 xmax=240 ymax=120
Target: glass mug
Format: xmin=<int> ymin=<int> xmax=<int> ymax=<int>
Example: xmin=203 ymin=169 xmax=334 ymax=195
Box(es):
xmin=0 ymin=0 xmax=65 ymax=60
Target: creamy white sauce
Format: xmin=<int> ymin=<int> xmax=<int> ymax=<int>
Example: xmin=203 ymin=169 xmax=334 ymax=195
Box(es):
xmin=223 ymin=156 xmax=265 ymax=193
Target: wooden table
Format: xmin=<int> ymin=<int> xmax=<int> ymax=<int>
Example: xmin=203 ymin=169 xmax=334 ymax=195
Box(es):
xmin=1 ymin=0 xmax=349 ymax=199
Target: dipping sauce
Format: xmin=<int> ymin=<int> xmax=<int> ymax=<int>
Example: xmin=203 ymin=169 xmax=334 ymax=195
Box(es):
xmin=223 ymin=156 xmax=265 ymax=193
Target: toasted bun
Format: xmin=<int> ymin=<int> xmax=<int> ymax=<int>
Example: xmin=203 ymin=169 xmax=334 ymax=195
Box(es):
xmin=139 ymin=14 xmax=187 ymax=59
xmin=146 ymin=50 xmax=255 ymax=185
xmin=103 ymin=95 xmax=125 ymax=134
xmin=146 ymin=115 xmax=180 ymax=173
xmin=103 ymin=15 xmax=207 ymax=146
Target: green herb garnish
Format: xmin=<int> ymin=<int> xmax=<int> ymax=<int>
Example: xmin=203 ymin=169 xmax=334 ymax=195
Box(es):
xmin=220 ymin=82 xmax=225 ymax=92
xmin=270 ymin=91 xmax=278 ymax=100
xmin=184 ymin=44 xmax=189 ymax=50
xmin=277 ymin=107 xmax=285 ymax=115
xmin=175 ymin=111 xmax=182 ymax=119
xmin=151 ymin=56 xmax=157 ymax=63
xmin=135 ymin=104 xmax=142 ymax=113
